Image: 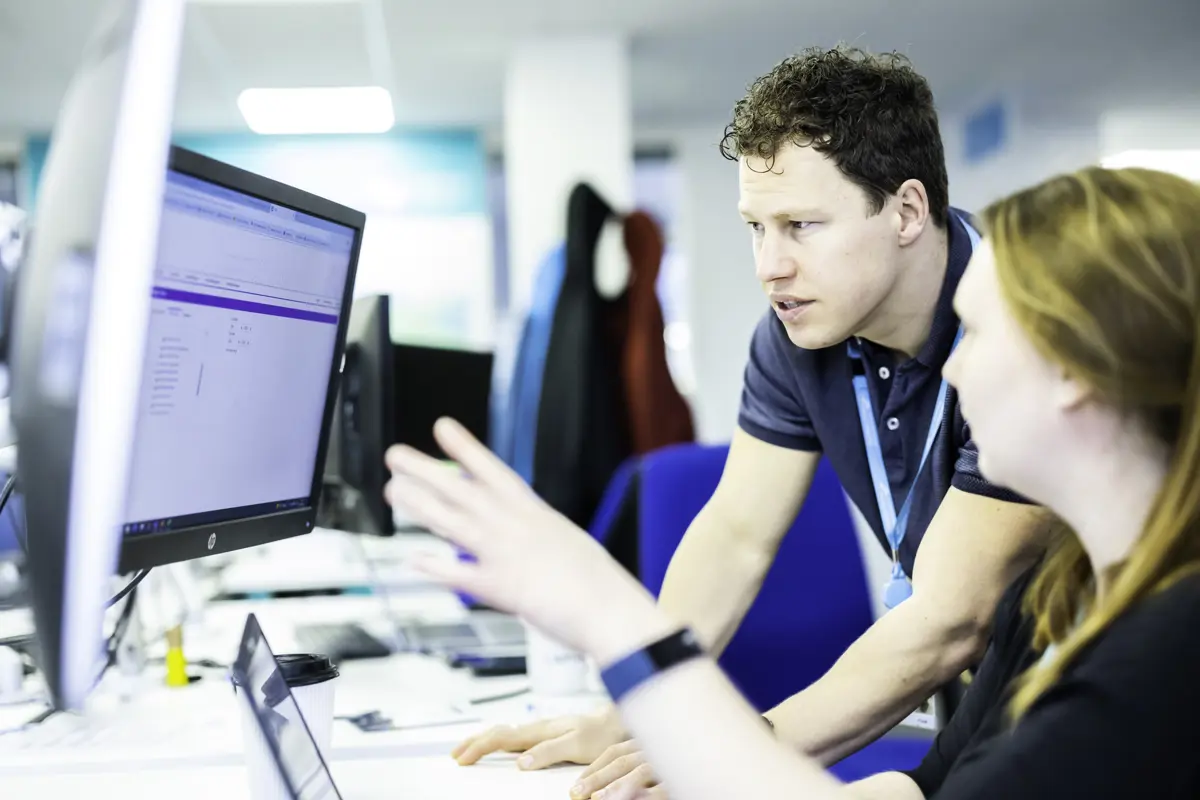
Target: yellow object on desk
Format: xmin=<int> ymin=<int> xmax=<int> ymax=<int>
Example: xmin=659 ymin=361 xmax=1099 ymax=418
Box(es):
xmin=165 ymin=624 xmax=189 ymax=687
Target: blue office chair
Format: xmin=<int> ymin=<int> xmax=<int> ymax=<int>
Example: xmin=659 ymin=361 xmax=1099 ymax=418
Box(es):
xmin=636 ymin=443 xmax=930 ymax=779
xmin=588 ymin=456 xmax=640 ymax=546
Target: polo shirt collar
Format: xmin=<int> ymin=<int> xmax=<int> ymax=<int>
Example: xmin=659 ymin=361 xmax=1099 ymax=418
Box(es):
xmin=914 ymin=210 xmax=972 ymax=369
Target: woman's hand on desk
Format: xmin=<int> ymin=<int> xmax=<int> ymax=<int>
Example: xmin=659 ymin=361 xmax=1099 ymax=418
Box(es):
xmin=383 ymin=417 xmax=668 ymax=664
xmin=450 ymin=707 xmax=624 ymax=770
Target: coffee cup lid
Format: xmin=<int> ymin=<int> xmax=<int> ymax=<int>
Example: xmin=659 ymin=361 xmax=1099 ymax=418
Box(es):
xmin=275 ymin=653 xmax=339 ymax=688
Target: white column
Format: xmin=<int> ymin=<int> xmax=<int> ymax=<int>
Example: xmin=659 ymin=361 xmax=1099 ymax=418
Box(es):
xmin=673 ymin=127 xmax=761 ymax=444
xmin=503 ymin=35 xmax=633 ymax=315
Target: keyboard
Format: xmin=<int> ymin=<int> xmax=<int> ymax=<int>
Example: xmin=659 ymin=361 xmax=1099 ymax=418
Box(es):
xmin=295 ymin=622 xmax=392 ymax=662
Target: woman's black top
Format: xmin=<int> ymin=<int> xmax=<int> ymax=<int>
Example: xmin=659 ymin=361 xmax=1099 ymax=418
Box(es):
xmin=908 ymin=569 xmax=1200 ymax=798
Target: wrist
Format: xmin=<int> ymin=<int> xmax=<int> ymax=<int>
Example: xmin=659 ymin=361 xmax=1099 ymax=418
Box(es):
xmin=599 ymin=627 xmax=706 ymax=705
xmin=584 ymin=585 xmax=678 ymax=667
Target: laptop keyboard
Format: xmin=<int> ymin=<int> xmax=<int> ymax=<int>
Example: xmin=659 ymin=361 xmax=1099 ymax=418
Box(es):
xmin=295 ymin=622 xmax=393 ymax=662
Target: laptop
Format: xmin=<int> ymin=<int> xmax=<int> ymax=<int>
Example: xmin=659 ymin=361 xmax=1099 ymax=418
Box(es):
xmin=396 ymin=610 xmax=526 ymax=654
xmin=232 ymin=614 xmax=582 ymax=800
xmin=233 ymin=613 xmax=343 ymax=800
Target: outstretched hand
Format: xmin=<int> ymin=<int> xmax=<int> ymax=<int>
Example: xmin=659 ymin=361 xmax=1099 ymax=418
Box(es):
xmin=384 ymin=417 xmax=658 ymax=659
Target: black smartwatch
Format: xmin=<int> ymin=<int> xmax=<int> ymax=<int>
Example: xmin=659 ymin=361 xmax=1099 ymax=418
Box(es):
xmin=599 ymin=628 xmax=705 ymax=703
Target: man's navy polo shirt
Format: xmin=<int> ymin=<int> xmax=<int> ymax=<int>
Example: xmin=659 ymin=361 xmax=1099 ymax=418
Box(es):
xmin=737 ymin=210 xmax=1027 ymax=578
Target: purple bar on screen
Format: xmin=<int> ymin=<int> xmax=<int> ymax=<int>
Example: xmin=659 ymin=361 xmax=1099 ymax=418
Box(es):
xmin=151 ymin=287 xmax=338 ymax=324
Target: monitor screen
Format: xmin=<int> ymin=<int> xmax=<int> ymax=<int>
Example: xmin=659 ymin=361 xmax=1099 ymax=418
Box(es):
xmin=122 ymin=169 xmax=355 ymax=536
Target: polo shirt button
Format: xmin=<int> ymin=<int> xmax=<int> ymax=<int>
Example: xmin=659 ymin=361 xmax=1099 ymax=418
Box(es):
xmin=878 ymin=367 xmax=891 ymax=380
xmin=886 ymin=417 xmax=900 ymax=431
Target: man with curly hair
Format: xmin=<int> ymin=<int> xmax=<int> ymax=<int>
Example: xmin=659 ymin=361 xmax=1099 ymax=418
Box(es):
xmin=450 ymin=46 xmax=1055 ymax=797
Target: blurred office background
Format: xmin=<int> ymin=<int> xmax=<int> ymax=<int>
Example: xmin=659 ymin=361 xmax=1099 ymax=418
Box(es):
xmin=0 ymin=0 xmax=1197 ymax=446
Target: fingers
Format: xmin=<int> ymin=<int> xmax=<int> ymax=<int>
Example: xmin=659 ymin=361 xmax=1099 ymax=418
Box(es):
xmin=387 ymin=444 xmax=492 ymax=518
xmin=409 ymin=552 xmax=486 ymax=600
xmin=517 ymin=731 xmax=584 ymax=770
xmin=432 ymin=417 xmax=530 ymax=498
xmin=453 ymin=723 xmax=552 ymax=766
xmin=579 ymin=739 xmax=639 ymax=779
xmin=592 ymin=762 xmax=660 ymax=800
xmin=630 ymin=787 xmax=668 ymax=800
xmin=387 ymin=473 xmax=484 ymax=554
xmin=571 ymin=752 xmax=655 ymax=800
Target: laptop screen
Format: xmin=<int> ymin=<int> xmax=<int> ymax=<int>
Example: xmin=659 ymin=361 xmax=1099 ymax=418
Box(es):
xmin=233 ymin=614 xmax=342 ymax=800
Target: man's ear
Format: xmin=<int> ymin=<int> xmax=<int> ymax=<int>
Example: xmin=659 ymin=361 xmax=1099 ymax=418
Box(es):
xmin=896 ymin=179 xmax=931 ymax=247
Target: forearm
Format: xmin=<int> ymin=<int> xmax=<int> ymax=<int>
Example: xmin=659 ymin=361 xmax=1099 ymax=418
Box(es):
xmin=657 ymin=506 xmax=775 ymax=655
xmin=844 ymin=772 xmax=925 ymax=800
xmin=766 ymin=596 xmax=985 ymax=764
xmin=589 ymin=604 xmax=844 ymax=800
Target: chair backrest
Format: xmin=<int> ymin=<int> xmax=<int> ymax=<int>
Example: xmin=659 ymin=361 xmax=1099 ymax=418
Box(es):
xmin=588 ymin=456 xmax=640 ymax=546
xmin=489 ymin=244 xmax=566 ymax=483
xmin=587 ymin=455 xmax=642 ymax=577
xmin=638 ymin=443 xmax=874 ymax=711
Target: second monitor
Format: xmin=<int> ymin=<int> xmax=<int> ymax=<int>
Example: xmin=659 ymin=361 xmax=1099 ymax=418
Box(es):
xmin=319 ymin=297 xmax=494 ymax=537
xmin=320 ymin=294 xmax=394 ymax=536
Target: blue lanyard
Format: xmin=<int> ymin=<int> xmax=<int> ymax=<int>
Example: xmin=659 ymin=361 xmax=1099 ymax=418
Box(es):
xmin=848 ymin=334 xmax=958 ymax=562
xmin=849 ymin=215 xmax=980 ymax=605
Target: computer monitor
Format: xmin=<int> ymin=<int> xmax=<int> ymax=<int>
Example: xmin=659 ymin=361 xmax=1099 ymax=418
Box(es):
xmin=8 ymin=0 xmax=188 ymax=710
xmin=319 ymin=294 xmax=394 ymax=536
xmin=392 ymin=344 xmax=492 ymax=458
xmin=115 ymin=147 xmax=362 ymax=571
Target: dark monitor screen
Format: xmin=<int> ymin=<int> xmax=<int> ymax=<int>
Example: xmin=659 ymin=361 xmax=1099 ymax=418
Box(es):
xmin=393 ymin=344 xmax=492 ymax=459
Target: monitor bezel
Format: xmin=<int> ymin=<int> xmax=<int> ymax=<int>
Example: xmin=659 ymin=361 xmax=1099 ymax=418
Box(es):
xmin=117 ymin=146 xmax=364 ymax=572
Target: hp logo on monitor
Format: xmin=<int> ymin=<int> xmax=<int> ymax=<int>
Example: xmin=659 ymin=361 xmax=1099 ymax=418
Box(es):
xmin=207 ymin=533 xmax=217 ymax=550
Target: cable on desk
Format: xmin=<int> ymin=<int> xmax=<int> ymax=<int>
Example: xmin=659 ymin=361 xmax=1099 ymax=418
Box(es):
xmin=0 ymin=471 xmax=16 ymax=515
xmin=103 ymin=585 xmax=139 ymax=670
xmin=106 ymin=568 xmax=151 ymax=608
xmin=0 ymin=471 xmax=23 ymax=554
xmin=0 ymin=705 xmax=58 ymax=737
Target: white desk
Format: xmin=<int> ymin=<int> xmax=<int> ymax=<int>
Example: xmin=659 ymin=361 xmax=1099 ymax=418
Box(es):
xmin=210 ymin=528 xmax=450 ymax=597
xmin=0 ymin=590 xmax=598 ymax=799
xmin=0 ymin=754 xmax=580 ymax=799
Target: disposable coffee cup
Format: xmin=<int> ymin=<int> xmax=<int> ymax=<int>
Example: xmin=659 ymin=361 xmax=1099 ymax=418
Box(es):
xmin=235 ymin=653 xmax=339 ymax=800
xmin=524 ymin=622 xmax=588 ymax=697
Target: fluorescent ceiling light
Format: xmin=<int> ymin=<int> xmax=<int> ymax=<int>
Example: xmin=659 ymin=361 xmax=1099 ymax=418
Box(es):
xmin=1101 ymin=149 xmax=1200 ymax=181
xmin=237 ymin=86 xmax=395 ymax=135
xmin=190 ymin=0 xmax=359 ymax=5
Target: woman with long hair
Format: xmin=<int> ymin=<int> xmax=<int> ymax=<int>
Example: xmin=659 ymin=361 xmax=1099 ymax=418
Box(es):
xmin=386 ymin=166 xmax=1200 ymax=798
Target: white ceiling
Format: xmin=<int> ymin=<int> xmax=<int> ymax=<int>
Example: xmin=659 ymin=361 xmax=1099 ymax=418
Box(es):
xmin=0 ymin=0 xmax=1197 ymax=140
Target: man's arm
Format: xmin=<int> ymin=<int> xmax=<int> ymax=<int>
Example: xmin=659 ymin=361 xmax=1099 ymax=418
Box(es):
xmin=450 ymin=427 xmax=817 ymax=770
xmin=765 ymin=488 xmax=1054 ymax=764
xmin=658 ymin=427 xmax=821 ymax=654
xmin=844 ymin=772 xmax=926 ymax=799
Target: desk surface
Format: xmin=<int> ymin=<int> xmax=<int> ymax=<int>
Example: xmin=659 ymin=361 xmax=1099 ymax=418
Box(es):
xmin=0 ymin=754 xmax=580 ymax=800
xmin=0 ymin=528 xmax=599 ymax=798
xmin=211 ymin=528 xmax=449 ymax=597
xmin=0 ymin=590 xmax=598 ymax=800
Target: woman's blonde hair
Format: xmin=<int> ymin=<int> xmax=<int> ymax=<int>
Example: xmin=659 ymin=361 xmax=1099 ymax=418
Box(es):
xmin=981 ymin=167 xmax=1200 ymax=718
